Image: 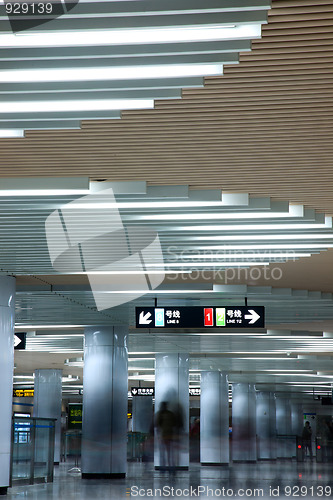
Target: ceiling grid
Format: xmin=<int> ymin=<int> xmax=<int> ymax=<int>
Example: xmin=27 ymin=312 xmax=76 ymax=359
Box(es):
xmin=0 ymin=1 xmax=330 ymax=211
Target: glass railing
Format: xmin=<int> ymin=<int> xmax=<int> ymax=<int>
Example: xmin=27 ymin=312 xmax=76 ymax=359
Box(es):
xmin=11 ymin=416 xmax=56 ymax=486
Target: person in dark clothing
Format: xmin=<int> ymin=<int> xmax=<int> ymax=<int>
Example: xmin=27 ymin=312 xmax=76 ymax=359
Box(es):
xmin=155 ymin=401 xmax=177 ymax=471
xmin=302 ymin=421 xmax=313 ymax=461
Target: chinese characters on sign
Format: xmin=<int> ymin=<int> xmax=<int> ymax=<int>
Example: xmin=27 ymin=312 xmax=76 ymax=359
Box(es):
xmin=165 ymin=309 xmax=181 ymax=325
xmin=189 ymin=388 xmax=201 ymax=396
xmin=131 ymin=387 xmax=154 ymax=397
xmin=13 ymin=389 xmax=34 ymax=398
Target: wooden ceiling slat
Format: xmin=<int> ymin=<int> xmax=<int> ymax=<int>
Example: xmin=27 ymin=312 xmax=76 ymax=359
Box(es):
xmin=272 ymin=1 xmax=333 ymax=8
xmin=0 ymin=0 xmax=333 ymax=217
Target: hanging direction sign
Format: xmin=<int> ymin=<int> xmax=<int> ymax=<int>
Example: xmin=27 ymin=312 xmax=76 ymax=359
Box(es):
xmin=13 ymin=389 xmax=34 ymax=398
xmin=136 ymin=306 xmax=265 ymax=329
xmin=189 ymin=388 xmax=201 ymax=396
xmin=131 ymin=387 xmax=154 ymax=397
xmin=68 ymin=403 xmax=82 ymax=430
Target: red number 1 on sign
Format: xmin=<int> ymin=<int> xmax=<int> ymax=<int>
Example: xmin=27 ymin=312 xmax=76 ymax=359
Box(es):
xmin=204 ymin=308 xmax=214 ymax=326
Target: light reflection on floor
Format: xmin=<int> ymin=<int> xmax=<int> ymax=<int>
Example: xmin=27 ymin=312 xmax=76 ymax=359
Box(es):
xmin=7 ymin=460 xmax=333 ymax=499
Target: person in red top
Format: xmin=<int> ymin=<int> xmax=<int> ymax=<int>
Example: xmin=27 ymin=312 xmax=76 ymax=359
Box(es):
xmin=155 ymin=401 xmax=177 ymax=472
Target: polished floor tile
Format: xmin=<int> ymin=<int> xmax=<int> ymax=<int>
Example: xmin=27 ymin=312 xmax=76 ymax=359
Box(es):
xmin=7 ymin=460 xmax=333 ymax=499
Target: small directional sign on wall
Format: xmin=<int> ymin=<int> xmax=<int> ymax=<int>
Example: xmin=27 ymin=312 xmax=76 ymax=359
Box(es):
xmin=136 ymin=306 xmax=265 ymax=329
xmin=14 ymin=332 xmax=26 ymax=350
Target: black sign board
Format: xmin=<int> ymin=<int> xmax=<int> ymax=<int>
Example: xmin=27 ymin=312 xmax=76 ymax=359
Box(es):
xmin=136 ymin=306 xmax=265 ymax=329
xmin=13 ymin=389 xmax=34 ymax=398
xmin=189 ymin=388 xmax=201 ymax=397
xmin=14 ymin=333 xmax=26 ymax=350
xmin=131 ymin=387 xmax=154 ymax=397
xmin=68 ymin=403 xmax=82 ymax=430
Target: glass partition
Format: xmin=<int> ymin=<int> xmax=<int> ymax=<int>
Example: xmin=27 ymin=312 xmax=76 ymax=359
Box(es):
xmin=11 ymin=416 xmax=56 ymax=486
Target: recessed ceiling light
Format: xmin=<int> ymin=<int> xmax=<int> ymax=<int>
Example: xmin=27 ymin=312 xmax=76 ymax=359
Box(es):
xmin=0 ymin=99 xmax=154 ymax=113
xmin=0 ymin=129 xmax=24 ymax=138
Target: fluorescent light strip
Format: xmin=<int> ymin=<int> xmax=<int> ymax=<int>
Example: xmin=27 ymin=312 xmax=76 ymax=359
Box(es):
xmin=28 ymin=334 xmax=84 ymax=338
xmin=13 ymin=382 xmax=34 ymax=386
xmin=0 ymin=129 xmax=24 ymax=138
xmin=267 ymin=373 xmax=324 ymax=377
xmin=237 ymin=357 xmax=294 ymax=360
xmin=286 ymin=384 xmax=332 ymax=388
xmin=192 ymin=234 xmax=333 ymax=241
xmin=258 ymin=370 xmax=314 ymax=373
xmin=25 ymin=349 xmax=84 ymax=353
xmin=148 ymin=261 xmax=270 ymax=267
xmin=0 ymin=99 xmax=154 ymax=113
xmin=68 ymin=270 xmax=191 ymax=275
xmin=128 ymin=375 xmax=155 ymax=381
xmin=128 ymin=357 xmax=155 ymax=361
xmin=128 ymin=368 xmax=155 ymax=371
xmin=129 ymin=352 xmax=155 ymax=355
xmin=15 ymin=324 xmax=87 ymax=329
xmin=171 ymin=253 xmax=311 ymax=259
xmin=0 ymin=189 xmax=90 ymax=196
xmin=140 ymin=211 xmax=300 ymax=221
xmin=0 ymin=64 xmax=223 ymax=83
xmin=176 ymin=223 xmax=332 ymax=231
xmin=62 ymin=201 xmax=227 ymax=209
xmin=97 ymin=289 xmax=214 ymax=294
xmin=5 ymin=25 xmax=261 ymax=47
xmin=196 ymin=244 xmax=333 ymax=250
xmin=190 ymin=333 xmax=265 ymax=336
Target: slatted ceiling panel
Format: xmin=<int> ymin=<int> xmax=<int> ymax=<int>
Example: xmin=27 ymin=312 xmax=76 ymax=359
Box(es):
xmin=1 ymin=1 xmax=333 ymax=215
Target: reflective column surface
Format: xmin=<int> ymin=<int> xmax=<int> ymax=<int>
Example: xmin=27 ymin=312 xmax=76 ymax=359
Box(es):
xmin=276 ymin=397 xmax=294 ymax=459
xmin=5 ymin=459 xmax=333 ymax=499
xmin=256 ymin=392 xmax=277 ymax=460
xmin=132 ymin=396 xmax=153 ymax=434
xmin=33 ymin=369 xmax=62 ymax=464
xmin=232 ymin=383 xmax=257 ymax=462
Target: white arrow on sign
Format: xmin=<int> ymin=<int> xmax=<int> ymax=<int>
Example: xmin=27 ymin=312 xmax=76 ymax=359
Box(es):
xmin=245 ymin=309 xmax=260 ymax=324
xmin=139 ymin=311 xmax=152 ymax=325
xmin=14 ymin=335 xmax=22 ymax=348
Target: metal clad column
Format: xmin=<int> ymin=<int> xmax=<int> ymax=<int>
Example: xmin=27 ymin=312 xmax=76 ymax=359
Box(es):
xmin=33 ymin=369 xmax=63 ymax=463
xmin=232 ymin=383 xmax=256 ymax=462
xmin=0 ymin=276 xmax=15 ymax=495
xmin=276 ymin=397 xmax=292 ymax=458
xmin=201 ymin=371 xmax=229 ymax=464
xmin=132 ymin=396 xmax=153 ymax=433
xmin=256 ymin=392 xmax=277 ymax=460
xmin=82 ymin=326 xmax=128 ymax=478
xmin=154 ymin=353 xmax=189 ymax=469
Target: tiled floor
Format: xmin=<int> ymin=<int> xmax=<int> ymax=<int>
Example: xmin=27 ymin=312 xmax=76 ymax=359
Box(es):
xmin=7 ymin=460 xmax=333 ymax=499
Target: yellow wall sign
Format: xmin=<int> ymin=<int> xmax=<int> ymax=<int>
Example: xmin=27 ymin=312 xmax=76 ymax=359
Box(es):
xmin=13 ymin=389 xmax=34 ymax=398
xmin=68 ymin=403 xmax=82 ymax=429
